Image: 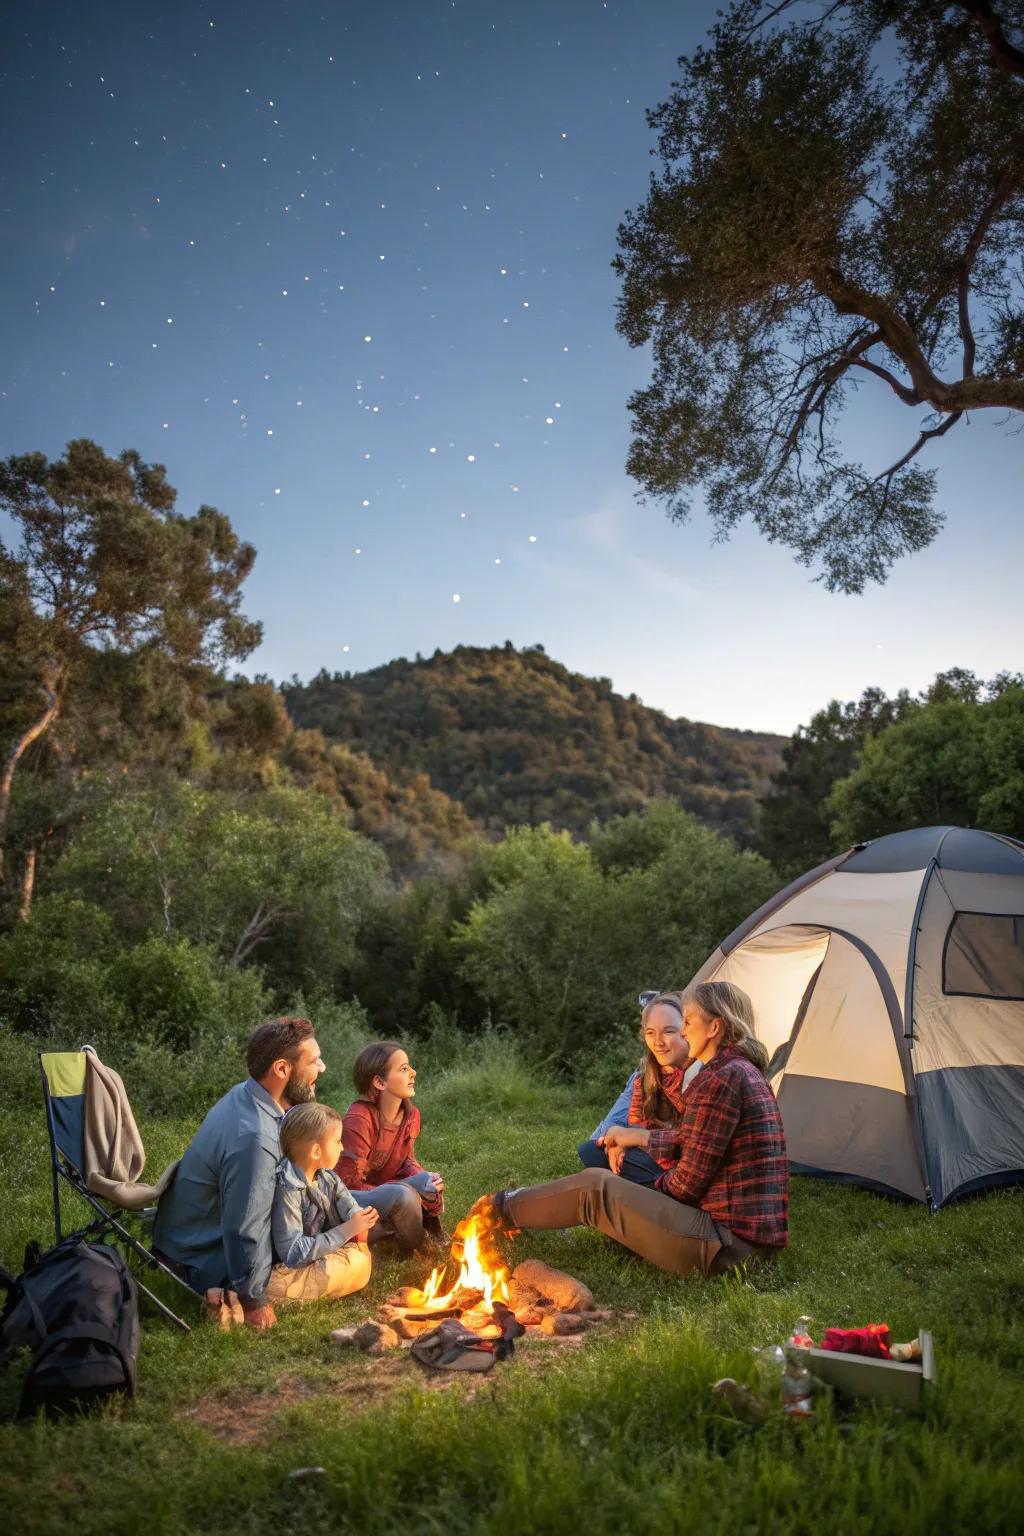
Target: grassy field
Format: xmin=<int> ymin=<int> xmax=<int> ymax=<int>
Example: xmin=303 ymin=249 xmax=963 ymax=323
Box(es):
xmin=2 ymin=1040 xmax=1024 ymax=1536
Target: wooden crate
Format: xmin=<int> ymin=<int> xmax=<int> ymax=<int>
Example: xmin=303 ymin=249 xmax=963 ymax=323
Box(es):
xmin=807 ymin=1331 xmax=935 ymax=1413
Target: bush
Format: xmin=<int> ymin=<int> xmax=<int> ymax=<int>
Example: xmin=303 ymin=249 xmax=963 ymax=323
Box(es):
xmin=0 ymin=895 xmax=125 ymax=1041
xmin=453 ymin=808 xmax=777 ymax=1065
xmin=107 ymin=936 xmax=267 ymax=1053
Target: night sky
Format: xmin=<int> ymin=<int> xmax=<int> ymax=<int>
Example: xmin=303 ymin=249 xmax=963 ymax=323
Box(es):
xmin=2 ymin=1 xmax=1021 ymax=733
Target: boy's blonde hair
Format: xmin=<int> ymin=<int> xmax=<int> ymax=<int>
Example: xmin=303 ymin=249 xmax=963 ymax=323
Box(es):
xmin=280 ymin=1102 xmax=342 ymax=1160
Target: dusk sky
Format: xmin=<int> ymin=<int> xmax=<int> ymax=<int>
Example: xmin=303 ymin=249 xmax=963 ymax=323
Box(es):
xmin=2 ymin=0 xmax=1021 ymax=734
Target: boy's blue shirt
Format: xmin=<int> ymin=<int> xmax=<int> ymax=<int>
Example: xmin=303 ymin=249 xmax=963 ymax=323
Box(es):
xmin=271 ymin=1159 xmax=362 ymax=1270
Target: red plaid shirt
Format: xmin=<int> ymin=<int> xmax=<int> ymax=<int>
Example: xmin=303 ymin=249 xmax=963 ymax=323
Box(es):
xmin=628 ymin=1065 xmax=690 ymax=1169
xmin=646 ymin=1047 xmax=788 ymax=1249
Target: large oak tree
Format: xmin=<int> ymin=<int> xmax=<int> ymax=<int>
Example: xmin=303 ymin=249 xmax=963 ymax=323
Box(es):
xmin=615 ymin=1 xmax=1024 ymax=591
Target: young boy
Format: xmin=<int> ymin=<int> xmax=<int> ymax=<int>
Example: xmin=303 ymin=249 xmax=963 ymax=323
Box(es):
xmin=267 ymin=1102 xmax=379 ymax=1303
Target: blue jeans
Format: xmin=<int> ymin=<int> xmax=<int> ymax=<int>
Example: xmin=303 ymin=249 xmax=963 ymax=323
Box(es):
xmin=576 ymin=1139 xmax=665 ymax=1188
xmin=351 ymin=1171 xmax=438 ymax=1251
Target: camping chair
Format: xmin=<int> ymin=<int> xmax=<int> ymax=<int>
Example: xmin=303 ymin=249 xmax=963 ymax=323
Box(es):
xmin=40 ymin=1050 xmax=193 ymax=1331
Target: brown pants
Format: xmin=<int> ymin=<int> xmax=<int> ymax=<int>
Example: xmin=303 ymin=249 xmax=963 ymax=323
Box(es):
xmin=504 ymin=1168 xmax=765 ymax=1278
xmin=265 ymin=1243 xmax=372 ymax=1303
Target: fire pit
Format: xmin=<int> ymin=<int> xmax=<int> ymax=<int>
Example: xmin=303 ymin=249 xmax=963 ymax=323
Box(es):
xmin=334 ymin=1199 xmax=626 ymax=1369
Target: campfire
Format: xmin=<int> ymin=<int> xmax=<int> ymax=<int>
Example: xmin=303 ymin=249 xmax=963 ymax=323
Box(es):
xmin=397 ymin=1198 xmax=512 ymax=1337
xmin=333 ymin=1199 xmax=626 ymax=1368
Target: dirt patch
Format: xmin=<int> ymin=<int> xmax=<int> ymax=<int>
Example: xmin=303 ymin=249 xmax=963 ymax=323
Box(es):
xmin=179 ymin=1317 xmax=636 ymax=1447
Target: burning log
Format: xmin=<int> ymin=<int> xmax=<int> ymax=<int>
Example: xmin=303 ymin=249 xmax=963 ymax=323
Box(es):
xmin=509 ymin=1260 xmax=594 ymax=1313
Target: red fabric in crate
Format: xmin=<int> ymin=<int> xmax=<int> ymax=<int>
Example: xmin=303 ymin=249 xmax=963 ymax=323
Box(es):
xmin=820 ymin=1324 xmax=891 ymax=1358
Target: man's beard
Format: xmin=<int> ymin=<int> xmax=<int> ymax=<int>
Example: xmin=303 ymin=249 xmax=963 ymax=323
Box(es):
xmin=283 ymin=1072 xmax=317 ymax=1108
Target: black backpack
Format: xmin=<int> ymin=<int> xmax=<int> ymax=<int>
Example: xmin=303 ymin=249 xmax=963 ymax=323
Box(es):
xmin=0 ymin=1237 xmax=140 ymax=1417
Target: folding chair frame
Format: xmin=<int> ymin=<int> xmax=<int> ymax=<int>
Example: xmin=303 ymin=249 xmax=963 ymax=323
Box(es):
xmin=40 ymin=1056 xmax=193 ymax=1332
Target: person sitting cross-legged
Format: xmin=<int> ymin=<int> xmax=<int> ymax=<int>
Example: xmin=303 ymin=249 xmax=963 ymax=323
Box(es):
xmin=483 ymin=982 xmax=788 ymax=1280
xmin=337 ymin=1041 xmax=445 ymax=1253
xmin=578 ymin=991 xmax=698 ymax=1186
xmin=266 ymin=1103 xmax=377 ymax=1303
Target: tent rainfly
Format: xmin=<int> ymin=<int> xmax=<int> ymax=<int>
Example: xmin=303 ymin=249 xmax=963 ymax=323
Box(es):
xmin=689 ymin=826 xmax=1024 ymax=1209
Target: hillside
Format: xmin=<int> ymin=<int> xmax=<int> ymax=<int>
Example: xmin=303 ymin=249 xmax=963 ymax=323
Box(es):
xmin=281 ymin=644 xmax=785 ymax=844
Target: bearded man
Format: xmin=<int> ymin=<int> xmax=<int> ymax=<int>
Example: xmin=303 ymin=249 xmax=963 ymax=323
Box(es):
xmin=153 ymin=1017 xmax=326 ymax=1331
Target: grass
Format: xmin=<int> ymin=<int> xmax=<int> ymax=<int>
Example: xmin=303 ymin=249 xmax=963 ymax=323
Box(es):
xmin=2 ymin=1041 xmax=1024 ymax=1536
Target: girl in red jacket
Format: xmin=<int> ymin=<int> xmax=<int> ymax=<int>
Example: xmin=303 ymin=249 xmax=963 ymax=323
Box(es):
xmin=336 ymin=1040 xmax=445 ymax=1252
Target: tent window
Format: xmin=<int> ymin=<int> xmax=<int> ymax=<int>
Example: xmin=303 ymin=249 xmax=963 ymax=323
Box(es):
xmin=943 ymin=912 xmax=1024 ymax=1000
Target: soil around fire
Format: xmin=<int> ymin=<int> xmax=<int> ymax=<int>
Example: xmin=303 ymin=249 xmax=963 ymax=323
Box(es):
xmin=179 ymin=1314 xmax=636 ymax=1449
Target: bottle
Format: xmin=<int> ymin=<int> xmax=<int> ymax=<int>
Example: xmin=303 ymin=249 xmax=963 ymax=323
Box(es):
xmin=789 ymin=1315 xmax=814 ymax=1351
xmin=753 ymin=1343 xmax=786 ymax=1397
xmin=781 ymin=1343 xmax=814 ymax=1416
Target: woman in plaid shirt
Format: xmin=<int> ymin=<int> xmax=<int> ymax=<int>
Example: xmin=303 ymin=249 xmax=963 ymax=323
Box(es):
xmin=490 ymin=982 xmax=787 ymax=1278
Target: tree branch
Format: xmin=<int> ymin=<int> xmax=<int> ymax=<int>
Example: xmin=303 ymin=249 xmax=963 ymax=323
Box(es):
xmin=231 ymin=901 xmax=294 ymax=966
xmin=957 ymin=166 xmax=1022 ymax=378
xmin=850 ymin=356 xmax=921 ymax=405
xmin=875 ymin=410 xmax=964 ymax=486
xmin=766 ymin=328 xmax=884 ymax=486
xmin=0 ymin=665 xmax=64 ymax=865
xmin=819 ymin=265 xmax=1024 ymax=412
xmin=956 ymin=1 xmax=1024 ymax=81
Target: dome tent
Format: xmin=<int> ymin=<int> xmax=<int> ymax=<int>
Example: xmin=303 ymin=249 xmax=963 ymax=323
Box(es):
xmin=689 ymin=827 xmax=1024 ymax=1209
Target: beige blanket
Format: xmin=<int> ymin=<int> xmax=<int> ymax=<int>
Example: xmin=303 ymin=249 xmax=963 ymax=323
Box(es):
xmin=82 ymin=1047 xmax=179 ymax=1209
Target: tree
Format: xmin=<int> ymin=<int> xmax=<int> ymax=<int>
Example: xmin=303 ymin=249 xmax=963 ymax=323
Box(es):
xmin=52 ymin=784 xmax=388 ymax=996
xmin=759 ymin=686 xmax=915 ymax=874
xmin=614 ymin=1 xmax=1024 ymax=591
xmin=0 ymin=439 xmax=261 ymax=900
xmin=828 ymin=684 xmax=1024 ymax=841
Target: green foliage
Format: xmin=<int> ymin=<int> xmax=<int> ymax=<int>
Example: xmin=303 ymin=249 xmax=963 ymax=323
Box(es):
xmin=282 ymin=645 xmax=783 ymax=847
xmin=0 ymin=895 xmax=269 ymax=1117
xmin=454 ymin=808 xmax=777 ymax=1064
xmin=53 ymin=783 xmax=388 ymax=995
xmin=759 ymin=687 xmax=916 ymax=877
xmin=760 ymin=669 xmax=1023 ymax=876
xmin=828 ymin=685 xmax=1024 ymax=843
xmin=614 ymin=1 xmax=1024 ymax=590
xmin=0 ymin=438 xmax=261 ymax=898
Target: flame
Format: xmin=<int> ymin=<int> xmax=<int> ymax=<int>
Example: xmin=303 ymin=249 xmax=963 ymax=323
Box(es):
xmin=417 ymin=1205 xmax=509 ymax=1314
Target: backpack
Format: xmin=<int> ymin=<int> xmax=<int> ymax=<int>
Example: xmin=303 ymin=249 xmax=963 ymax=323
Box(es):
xmin=0 ymin=1236 xmax=140 ymax=1417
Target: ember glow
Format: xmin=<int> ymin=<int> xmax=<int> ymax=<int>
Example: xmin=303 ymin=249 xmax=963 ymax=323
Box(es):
xmin=419 ymin=1204 xmax=509 ymax=1314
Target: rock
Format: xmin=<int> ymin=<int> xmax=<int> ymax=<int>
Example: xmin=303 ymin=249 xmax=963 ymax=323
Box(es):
xmin=511 ymin=1260 xmax=594 ymax=1312
xmin=712 ymin=1377 xmax=768 ymax=1426
xmin=540 ymin=1311 xmax=587 ymax=1336
xmin=353 ymin=1320 xmax=400 ymax=1354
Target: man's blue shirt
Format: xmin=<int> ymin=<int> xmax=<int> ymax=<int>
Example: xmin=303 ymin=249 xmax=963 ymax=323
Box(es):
xmin=153 ymin=1078 xmax=283 ymax=1304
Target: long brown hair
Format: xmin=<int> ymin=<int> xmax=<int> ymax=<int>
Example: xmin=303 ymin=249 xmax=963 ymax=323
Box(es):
xmin=638 ymin=992 xmax=686 ymax=1124
xmin=352 ymin=1040 xmax=408 ymax=1114
xmin=688 ymin=981 xmax=769 ymax=1075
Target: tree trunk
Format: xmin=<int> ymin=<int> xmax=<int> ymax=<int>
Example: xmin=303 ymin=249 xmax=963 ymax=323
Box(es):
xmin=0 ymin=671 xmax=63 ymax=878
xmin=17 ymin=845 xmax=37 ymax=922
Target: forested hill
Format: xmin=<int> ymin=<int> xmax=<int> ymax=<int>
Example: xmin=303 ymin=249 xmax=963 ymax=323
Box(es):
xmin=281 ymin=645 xmax=785 ymax=844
